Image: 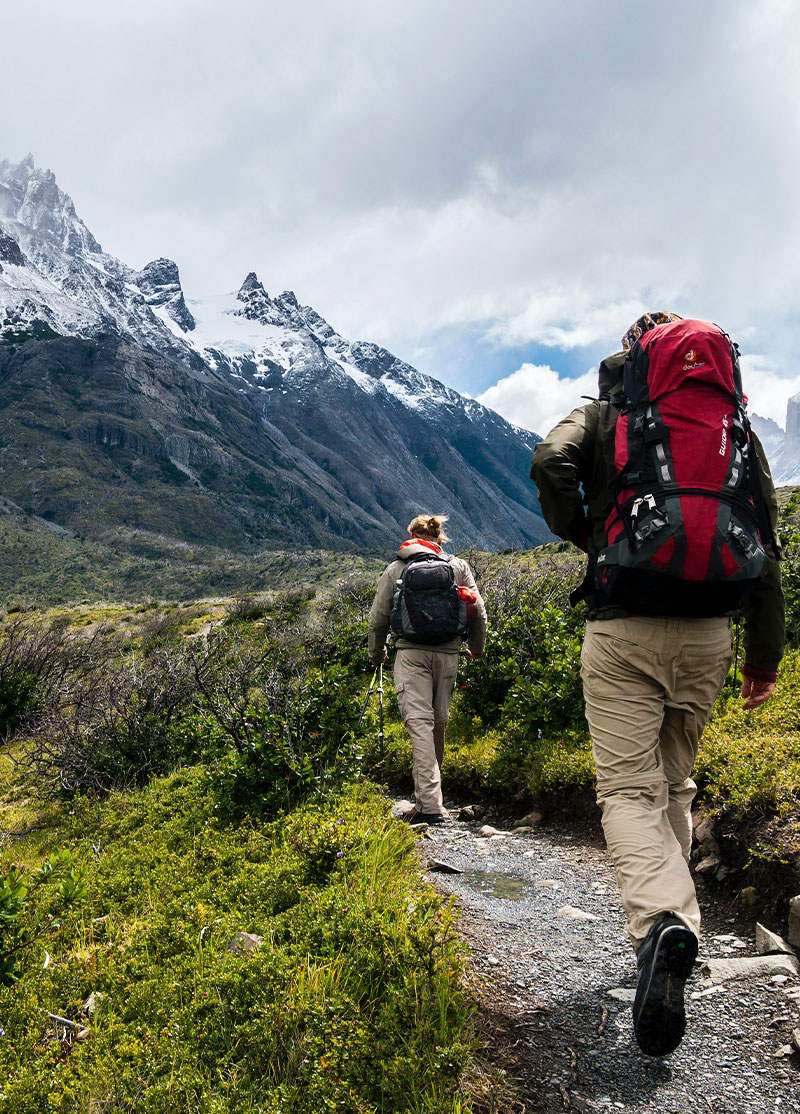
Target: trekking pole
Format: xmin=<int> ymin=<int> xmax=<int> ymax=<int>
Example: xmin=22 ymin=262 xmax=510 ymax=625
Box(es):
xmin=377 ymin=633 xmax=391 ymax=778
xmin=358 ymin=667 xmax=379 ymax=728
xmin=378 ymin=657 xmax=385 ymax=778
xmin=733 ymin=619 xmax=742 ymax=693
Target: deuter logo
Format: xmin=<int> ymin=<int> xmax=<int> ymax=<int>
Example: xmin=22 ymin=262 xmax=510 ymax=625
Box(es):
xmin=720 ymin=415 xmax=729 ymax=457
xmin=683 ymin=347 xmax=707 ymax=372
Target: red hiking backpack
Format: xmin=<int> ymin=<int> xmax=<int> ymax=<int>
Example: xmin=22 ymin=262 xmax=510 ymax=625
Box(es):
xmin=593 ymin=319 xmax=771 ymax=616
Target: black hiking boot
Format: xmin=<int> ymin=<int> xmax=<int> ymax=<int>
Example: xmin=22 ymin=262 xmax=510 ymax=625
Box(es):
xmin=404 ymin=811 xmax=445 ymax=826
xmin=632 ymin=914 xmax=698 ymax=1057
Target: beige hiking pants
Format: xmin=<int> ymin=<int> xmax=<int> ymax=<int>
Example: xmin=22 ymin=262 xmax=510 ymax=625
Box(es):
xmin=394 ymin=648 xmax=460 ymax=814
xmin=581 ymin=615 xmax=732 ymax=950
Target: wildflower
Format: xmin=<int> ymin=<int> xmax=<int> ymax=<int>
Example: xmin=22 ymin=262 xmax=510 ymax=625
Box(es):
xmin=336 ymin=851 xmax=345 ymax=858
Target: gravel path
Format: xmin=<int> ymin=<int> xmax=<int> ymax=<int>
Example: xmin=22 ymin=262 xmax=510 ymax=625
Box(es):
xmin=415 ymin=811 xmax=799 ymax=1114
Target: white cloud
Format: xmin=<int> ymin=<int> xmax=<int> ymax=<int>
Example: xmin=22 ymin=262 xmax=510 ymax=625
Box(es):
xmin=3 ymin=0 xmax=800 ymax=409
xmin=478 ymin=353 xmax=800 ymax=441
xmin=478 ymin=364 xmax=597 ymax=440
xmin=739 ymin=355 xmax=800 ymax=428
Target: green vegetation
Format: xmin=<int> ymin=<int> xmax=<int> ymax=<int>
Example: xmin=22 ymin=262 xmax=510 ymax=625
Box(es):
xmin=1 ymin=513 xmax=799 ymax=1109
xmin=0 ymin=778 xmax=470 ymax=1113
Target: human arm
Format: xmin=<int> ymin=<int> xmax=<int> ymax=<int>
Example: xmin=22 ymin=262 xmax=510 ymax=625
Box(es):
xmin=367 ymin=565 xmax=397 ymax=666
xmin=529 ymin=405 xmax=598 ymax=550
xmin=452 ymin=558 xmax=487 ymax=657
xmin=739 ymin=433 xmax=785 ymax=706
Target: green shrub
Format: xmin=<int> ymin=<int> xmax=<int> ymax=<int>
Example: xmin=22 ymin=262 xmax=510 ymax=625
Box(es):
xmin=0 ymin=850 xmax=84 ymax=985
xmin=697 ymin=648 xmax=800 ymax=821
xmin=0 ymin=774 xmax=472 ymax=1113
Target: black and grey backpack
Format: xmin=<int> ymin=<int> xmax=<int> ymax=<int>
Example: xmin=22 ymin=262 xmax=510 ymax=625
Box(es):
xmin=390 ymin=554 xmax=467 ymax=644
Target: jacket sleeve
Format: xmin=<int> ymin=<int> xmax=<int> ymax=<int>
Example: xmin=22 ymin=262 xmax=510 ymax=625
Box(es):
xmin=368 ymin=564 xmax=397 ymax=666
xmin=456 ymin=560 xmax=488 ymax=657
xmin=740 ymin=434 xmax=785 ymax=675
xmin=530 ymin=405 xmax=597 ymax=549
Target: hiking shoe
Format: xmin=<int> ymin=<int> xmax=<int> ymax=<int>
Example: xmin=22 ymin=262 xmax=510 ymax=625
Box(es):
xmin=632 ymin=915 xmax=698 ymax=1057
xmin=405 ymin=811 xmax=445 ymax=826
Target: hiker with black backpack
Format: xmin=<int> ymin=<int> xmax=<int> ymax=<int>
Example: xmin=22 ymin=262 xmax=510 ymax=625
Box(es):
xmin=368 ymin=514 xmax=487 ymax=826
xmin=530 ymin=313 xmax=785 ymax=1059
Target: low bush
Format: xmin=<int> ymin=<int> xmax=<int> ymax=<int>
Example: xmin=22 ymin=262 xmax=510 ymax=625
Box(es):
xmin=696 ymin=648 xmax=800 ymax=823
xmin=0 ymin=773 xmax=473 ymax=1113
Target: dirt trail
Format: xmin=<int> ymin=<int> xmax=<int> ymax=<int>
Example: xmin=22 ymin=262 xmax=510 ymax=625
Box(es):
xmin=417 ymin=812 xmax=799 ymax=1114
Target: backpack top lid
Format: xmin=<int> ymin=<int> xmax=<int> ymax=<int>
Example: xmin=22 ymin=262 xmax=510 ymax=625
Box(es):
xmin=626 ymin=318 xmax=742 ymax=404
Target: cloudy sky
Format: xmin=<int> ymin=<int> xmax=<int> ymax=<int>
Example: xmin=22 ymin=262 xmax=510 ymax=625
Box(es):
xmin=3 ymin=0 xmax=800 ymax=436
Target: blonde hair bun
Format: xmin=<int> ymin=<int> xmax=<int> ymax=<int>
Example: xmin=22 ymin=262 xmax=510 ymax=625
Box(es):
xmin=407 ymin=514 xmax=450 ymax=544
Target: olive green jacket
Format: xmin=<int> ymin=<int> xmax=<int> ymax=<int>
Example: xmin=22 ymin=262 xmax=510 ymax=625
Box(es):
xmin=530 ymin=352 xmax=785 ymax=673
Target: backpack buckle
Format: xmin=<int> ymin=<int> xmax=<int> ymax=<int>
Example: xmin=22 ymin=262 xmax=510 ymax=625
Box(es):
xmin=630 ymin=494 xmax=657 ymax=520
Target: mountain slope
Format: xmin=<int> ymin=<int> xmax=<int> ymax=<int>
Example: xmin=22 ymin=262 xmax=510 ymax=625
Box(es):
xmin=0 ymin=156 xmax=550 ymax=553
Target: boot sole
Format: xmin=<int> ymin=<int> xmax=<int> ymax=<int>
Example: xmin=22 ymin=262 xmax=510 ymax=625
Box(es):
xmin=633 ymin=924 xmax=698 ymax=1057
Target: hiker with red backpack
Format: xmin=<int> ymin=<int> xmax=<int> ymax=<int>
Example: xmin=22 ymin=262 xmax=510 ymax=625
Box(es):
xmin=530 ymin=313 xmax=785 ymax=1058
xmin=368 ymin=514 xmax=487 ymax=825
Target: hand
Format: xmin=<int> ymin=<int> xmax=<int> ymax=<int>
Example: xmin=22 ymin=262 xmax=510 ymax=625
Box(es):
xmin=741 ymin=675 xmax=775 ymax=710
xmin=464 ymin=649 xmax=484 ymax=660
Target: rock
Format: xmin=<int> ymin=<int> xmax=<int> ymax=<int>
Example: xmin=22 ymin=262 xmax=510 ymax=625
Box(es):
xmin=756 ymin=923 xmax=796 ymax=957
xmin=557 ymin=904 xmax=599 ymax=922
xmin=428 ymin=859 xmax=463 ymax=874
xmin=486 ymin=954 xmax=500 ymax=966
xmin=772 ymin=1044 xmax=795 ymax=1058
xmin=458 ymin=805 xmax=477 ymax=821
xmin=698 ymin=954 xmax=800 ymax=983
xmin=82 ymin=992 xmax=104 ymax=1017
xmin=695 ymin=853 xmax=722 ymax=873
xmin=227 ymin=932 xmax=264 ymax=955
xmin=512 ymin=825 xmax=534 ymax=834
xmin=607 ymin=988 xmax=636 ymax=1002
xmin=740 ymin=886 xmax=759 ymax=907
xmin=690 ymin=984 xmax=727 ymax=1000
xmin=514 ymin=811 xmax=542 ymax=829
xmin=693 ymin=814 xmax=716 ymax=845
xmin=771 ymin=974 xmax=790 ymax=985
xmin=393 ymin=799 xmax=415 ymax=819
xmin=535 ymin=879 xmax=561 ymax=890
xmin=789 ymin=894 xmax=800 ymax=948
xmin=792 ymin=1027 xmax=800 ymax=1052
xmin=478 ymin=825 xmax=504 ymax=837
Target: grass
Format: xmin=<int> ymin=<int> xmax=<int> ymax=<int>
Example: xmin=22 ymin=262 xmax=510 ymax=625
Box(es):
xmin=0 ymin=771 xmax=474 ymax=1113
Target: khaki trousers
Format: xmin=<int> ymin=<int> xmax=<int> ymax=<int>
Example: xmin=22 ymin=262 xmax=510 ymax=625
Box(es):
xmin=394 ymin=648 xmax=460 ymax=814
xmin=581 ymin=615 xmax=732 ymax=950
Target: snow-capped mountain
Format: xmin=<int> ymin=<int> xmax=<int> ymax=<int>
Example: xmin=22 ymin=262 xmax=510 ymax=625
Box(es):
xmin=752 ymin=397 xmax=800 ymax=486
xmin=0 ymin=156 xmax=550 ymax=553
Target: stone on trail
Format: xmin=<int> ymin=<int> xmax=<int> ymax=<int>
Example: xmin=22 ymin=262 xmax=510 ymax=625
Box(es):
xmin=535 ymin=879 xmax=561 ymax=890
xmin=427 ymin=859 xmax=463 ymax=874
xmin=792 ymin=1027 xmax=800 ymax=1052
xmin=695 ymin=853 xmax=722 ymax=873
xmin=607 ymin=987 xmax=636 ymax=1002
xmin=458 ymin=804 xmax=486 ymax=821
xmin=740 ymin=886 xmax=759 ymax=907
xmin=478 ymin=824 xmax=504 ymax=837
xmin=557 ymin=904 xmax=599 ymax=922
xmin=514 ymin=811 xmax=543 ymax=829
xmin=756 ymin=922 xmax=796 ymax=956
xmin=393 ymin=799 xmax=415 ymax=819
xmin=789 ymin=894 xmax=800 ymax=948
xmin=699 ymin=953 xmax=800 ymax=983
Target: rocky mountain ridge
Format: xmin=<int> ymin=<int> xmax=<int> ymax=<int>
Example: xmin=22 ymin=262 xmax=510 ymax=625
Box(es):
xmin=0 ymin=156 xmax=550 ymax=554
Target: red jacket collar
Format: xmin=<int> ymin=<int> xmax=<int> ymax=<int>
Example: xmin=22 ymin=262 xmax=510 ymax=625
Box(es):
xmin=398 ymin=538 xmax=442 ymax=555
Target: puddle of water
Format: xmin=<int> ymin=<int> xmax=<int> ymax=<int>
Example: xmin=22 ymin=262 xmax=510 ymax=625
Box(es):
xmin=460 ymin=868 xmax=535 ymax=901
